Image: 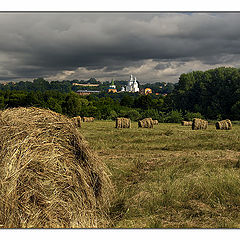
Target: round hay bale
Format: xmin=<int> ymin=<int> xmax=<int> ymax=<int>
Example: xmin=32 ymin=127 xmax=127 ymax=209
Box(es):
xmin=138 ymin=118 xmax=153 ymax=128
xmin=226 ymin=119 xmax=232 ymax=129
xmin=181 ymin=121 xmax=192 ymax=126
xmin=83 ymin=117 xmax=94 ymax=122
xmin=192 ymin=118 xmax=208 ymax=130
xmin=72 ymin=116 xmax=81 ymax=128
xmin=138 ymin=120 xmax=143 ymax=128
xmin=115 ymin=118 xmax=131 ymax=128
xmin=115 ymin=118 xmax=121 ymax=128
xmin=216 ymin=119 xmax=232 ymax=130
xmin=0 ymin=107 xmax=113 ymax=228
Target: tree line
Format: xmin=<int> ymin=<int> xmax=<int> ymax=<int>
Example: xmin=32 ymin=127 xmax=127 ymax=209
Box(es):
xmin=0 ymin=89 xmax=201 ymax=123
xmin=0 ymin=66 xmax=240 ymax=122
xmin=0 ymin=77 xmax=174 ymax=94
xmin=171 ymin=66 xmax=240 ymax=120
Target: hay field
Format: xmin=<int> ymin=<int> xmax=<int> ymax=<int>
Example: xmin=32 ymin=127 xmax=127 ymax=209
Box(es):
xmin=80 ymin=121 xmax=240 ymax=228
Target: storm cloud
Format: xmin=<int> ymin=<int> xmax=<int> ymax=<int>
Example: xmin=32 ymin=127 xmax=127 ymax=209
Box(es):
xmin=1 ymin=12 xmax=240 ymax=83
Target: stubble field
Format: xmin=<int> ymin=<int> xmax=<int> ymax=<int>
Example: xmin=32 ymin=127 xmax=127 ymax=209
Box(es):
xmin=80 ymin=121 xmax=240 ymax=228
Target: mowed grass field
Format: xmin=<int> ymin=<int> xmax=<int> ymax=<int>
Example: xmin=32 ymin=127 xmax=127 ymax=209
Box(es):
xmin=80 ymin=121 xmax=240 ymax=228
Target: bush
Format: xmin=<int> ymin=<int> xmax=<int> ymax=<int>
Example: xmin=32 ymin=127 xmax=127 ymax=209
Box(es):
xmin=165 ymin=110 xmax=183 ymax=123
xmin=119 ymin=109 xmax=141 ymax=121
xmin=108 ymin=110 xmax=118 ymax=120
xmin=141 ymin=109 xmax=160 ymax=121
xmin=184 ymin=111 xmax=204 ymax=121
xmin=231 ymin=101 xmax=240 ymax=120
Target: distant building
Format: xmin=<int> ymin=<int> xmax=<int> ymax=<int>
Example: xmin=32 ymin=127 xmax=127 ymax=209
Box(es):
xmin=144 ymin=88 xmax=152 ymax=95
xmin=108 ymin=79 xmax=117 ymax=93
xmin=1 ymin=81 xmax=15 ymax=85
xmin=76 ymin=90 xmax=100 ymax=96
xmin=120 ymin=86 xmax=125 ymax=92
xmin=139 ymin=88 xmax=145 ymax=95
xmin=72 ymin=83 xmax=99 ymax=87
xmin=125 ymin=75 xmax=139 ymax=92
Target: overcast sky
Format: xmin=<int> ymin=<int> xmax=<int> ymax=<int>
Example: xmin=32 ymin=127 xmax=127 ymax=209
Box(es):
xmin=0 ymin=12 xmax=240 ymax=83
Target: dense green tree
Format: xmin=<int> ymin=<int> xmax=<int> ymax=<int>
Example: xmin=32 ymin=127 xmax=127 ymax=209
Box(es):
xmin=172 ymin=67 xmax=240 ymax=120
xmin=0 ymin=95 xmax=5 ymax=109
xmin=46 ymin=97 xmax=62 ymax=113
xmin=141 ymin=109 xmax=161 ymax=121
xmin=119 ymin=109 xmax=141 ymax=121
xmin=120 ymin=95 xmax=134 ymax=107
xmin=184 ymin=111 xmax=204 ymax=121
xmin=165 ymin=110 xmax=183 ymax=123
xmin=32 ymin=78 xmax=50 ymax=91
xmin=231 ymin=101 xmax=240 ymax=120
xmin=62 ymin=92 xmax=89 ymax=117
xmin=134 ymin=95 xmax=154 ymax=109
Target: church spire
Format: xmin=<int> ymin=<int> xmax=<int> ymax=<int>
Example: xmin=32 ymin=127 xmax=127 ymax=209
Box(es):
xmin=130 ymin=75 xmax=134 ymax=81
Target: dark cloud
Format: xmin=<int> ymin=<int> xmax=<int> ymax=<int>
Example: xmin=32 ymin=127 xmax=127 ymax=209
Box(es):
xmin=154 ymin=63 xmax=171 ymax=70
xmin=1 ymin=13 xmax=240 ymax=82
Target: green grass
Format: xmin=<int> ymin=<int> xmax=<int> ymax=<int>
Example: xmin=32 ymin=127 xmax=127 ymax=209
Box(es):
xmin=80 ymin=121 xmax=240 ymax=228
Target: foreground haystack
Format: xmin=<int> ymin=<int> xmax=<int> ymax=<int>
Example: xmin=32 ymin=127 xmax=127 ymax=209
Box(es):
xmin=216 ymin=119 xmax=232 ymax=130
xmin=138 ymin=118 xmax=154 ymax=128
xmin=153 ymin=120 xmax=159 ymax=125
xmin=115 ymin=118 xmax=131 ymax=128
xmin=72 ymin=116 xmax=81 ymax=128
xmin=83 ymin=117 xmax=94 ymax=122
xmin=181 ymin=121 xmax=192 ymax=126
xmin=192 ymin=118 xmax=208 ymax=130
xmin=0 ymin=107 xmax=113 ymax=228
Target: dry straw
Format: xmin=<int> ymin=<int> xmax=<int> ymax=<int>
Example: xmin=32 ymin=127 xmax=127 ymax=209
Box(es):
xmin=0 ymin=107 xmax=113 ymax=228
xmin=138 ymin=118 xmax=154 ymax=128
xmin=83 ymin=117 xmax=95 ymax=122
xmin=115 ymin=118 xmax=131 ymax=128
xmin=192 ymin=118 xmax=208 ymax=130
xmin=72 ymin=116 xmax=81 ymax=128
xmin=181 ymin=121 xmax=192 ymax=126
xmin=216 ymin=119 xmax=232 ymax=130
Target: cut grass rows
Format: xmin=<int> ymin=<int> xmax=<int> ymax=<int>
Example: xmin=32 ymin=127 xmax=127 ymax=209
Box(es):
xmin=80 ymin=121 xmax=240 ymax=228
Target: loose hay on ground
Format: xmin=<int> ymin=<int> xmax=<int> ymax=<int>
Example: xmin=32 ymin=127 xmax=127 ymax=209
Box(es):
xmin=0 ymin=107 xmax=113 ymax=228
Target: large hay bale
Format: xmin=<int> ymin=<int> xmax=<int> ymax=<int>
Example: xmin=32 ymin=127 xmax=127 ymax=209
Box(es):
xmin=72 ymin=116 xmax=81 ymax=128
xmin=138 ymin=118 xmax=154 ymax=128
xmin=216 ymin=119 xmax=232 ymax=130
xmin=83 ymin=117 xmax=95 ymax=122
xmin=192 ymin=118 xmax=208 ymax=130
xmin=181 ymin=121 xmax=192 ymax=126
xmin=153 ymin=120 xmax=158 ymax=125
xmin=115 ymin=118 xmax=131 ymax=128
xmin=0 ymin=107 xmax=113 ymax=228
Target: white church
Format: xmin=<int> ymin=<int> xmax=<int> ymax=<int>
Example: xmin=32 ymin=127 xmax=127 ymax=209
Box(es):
xmin=121 ymin=75 xmax=139 ymax=93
